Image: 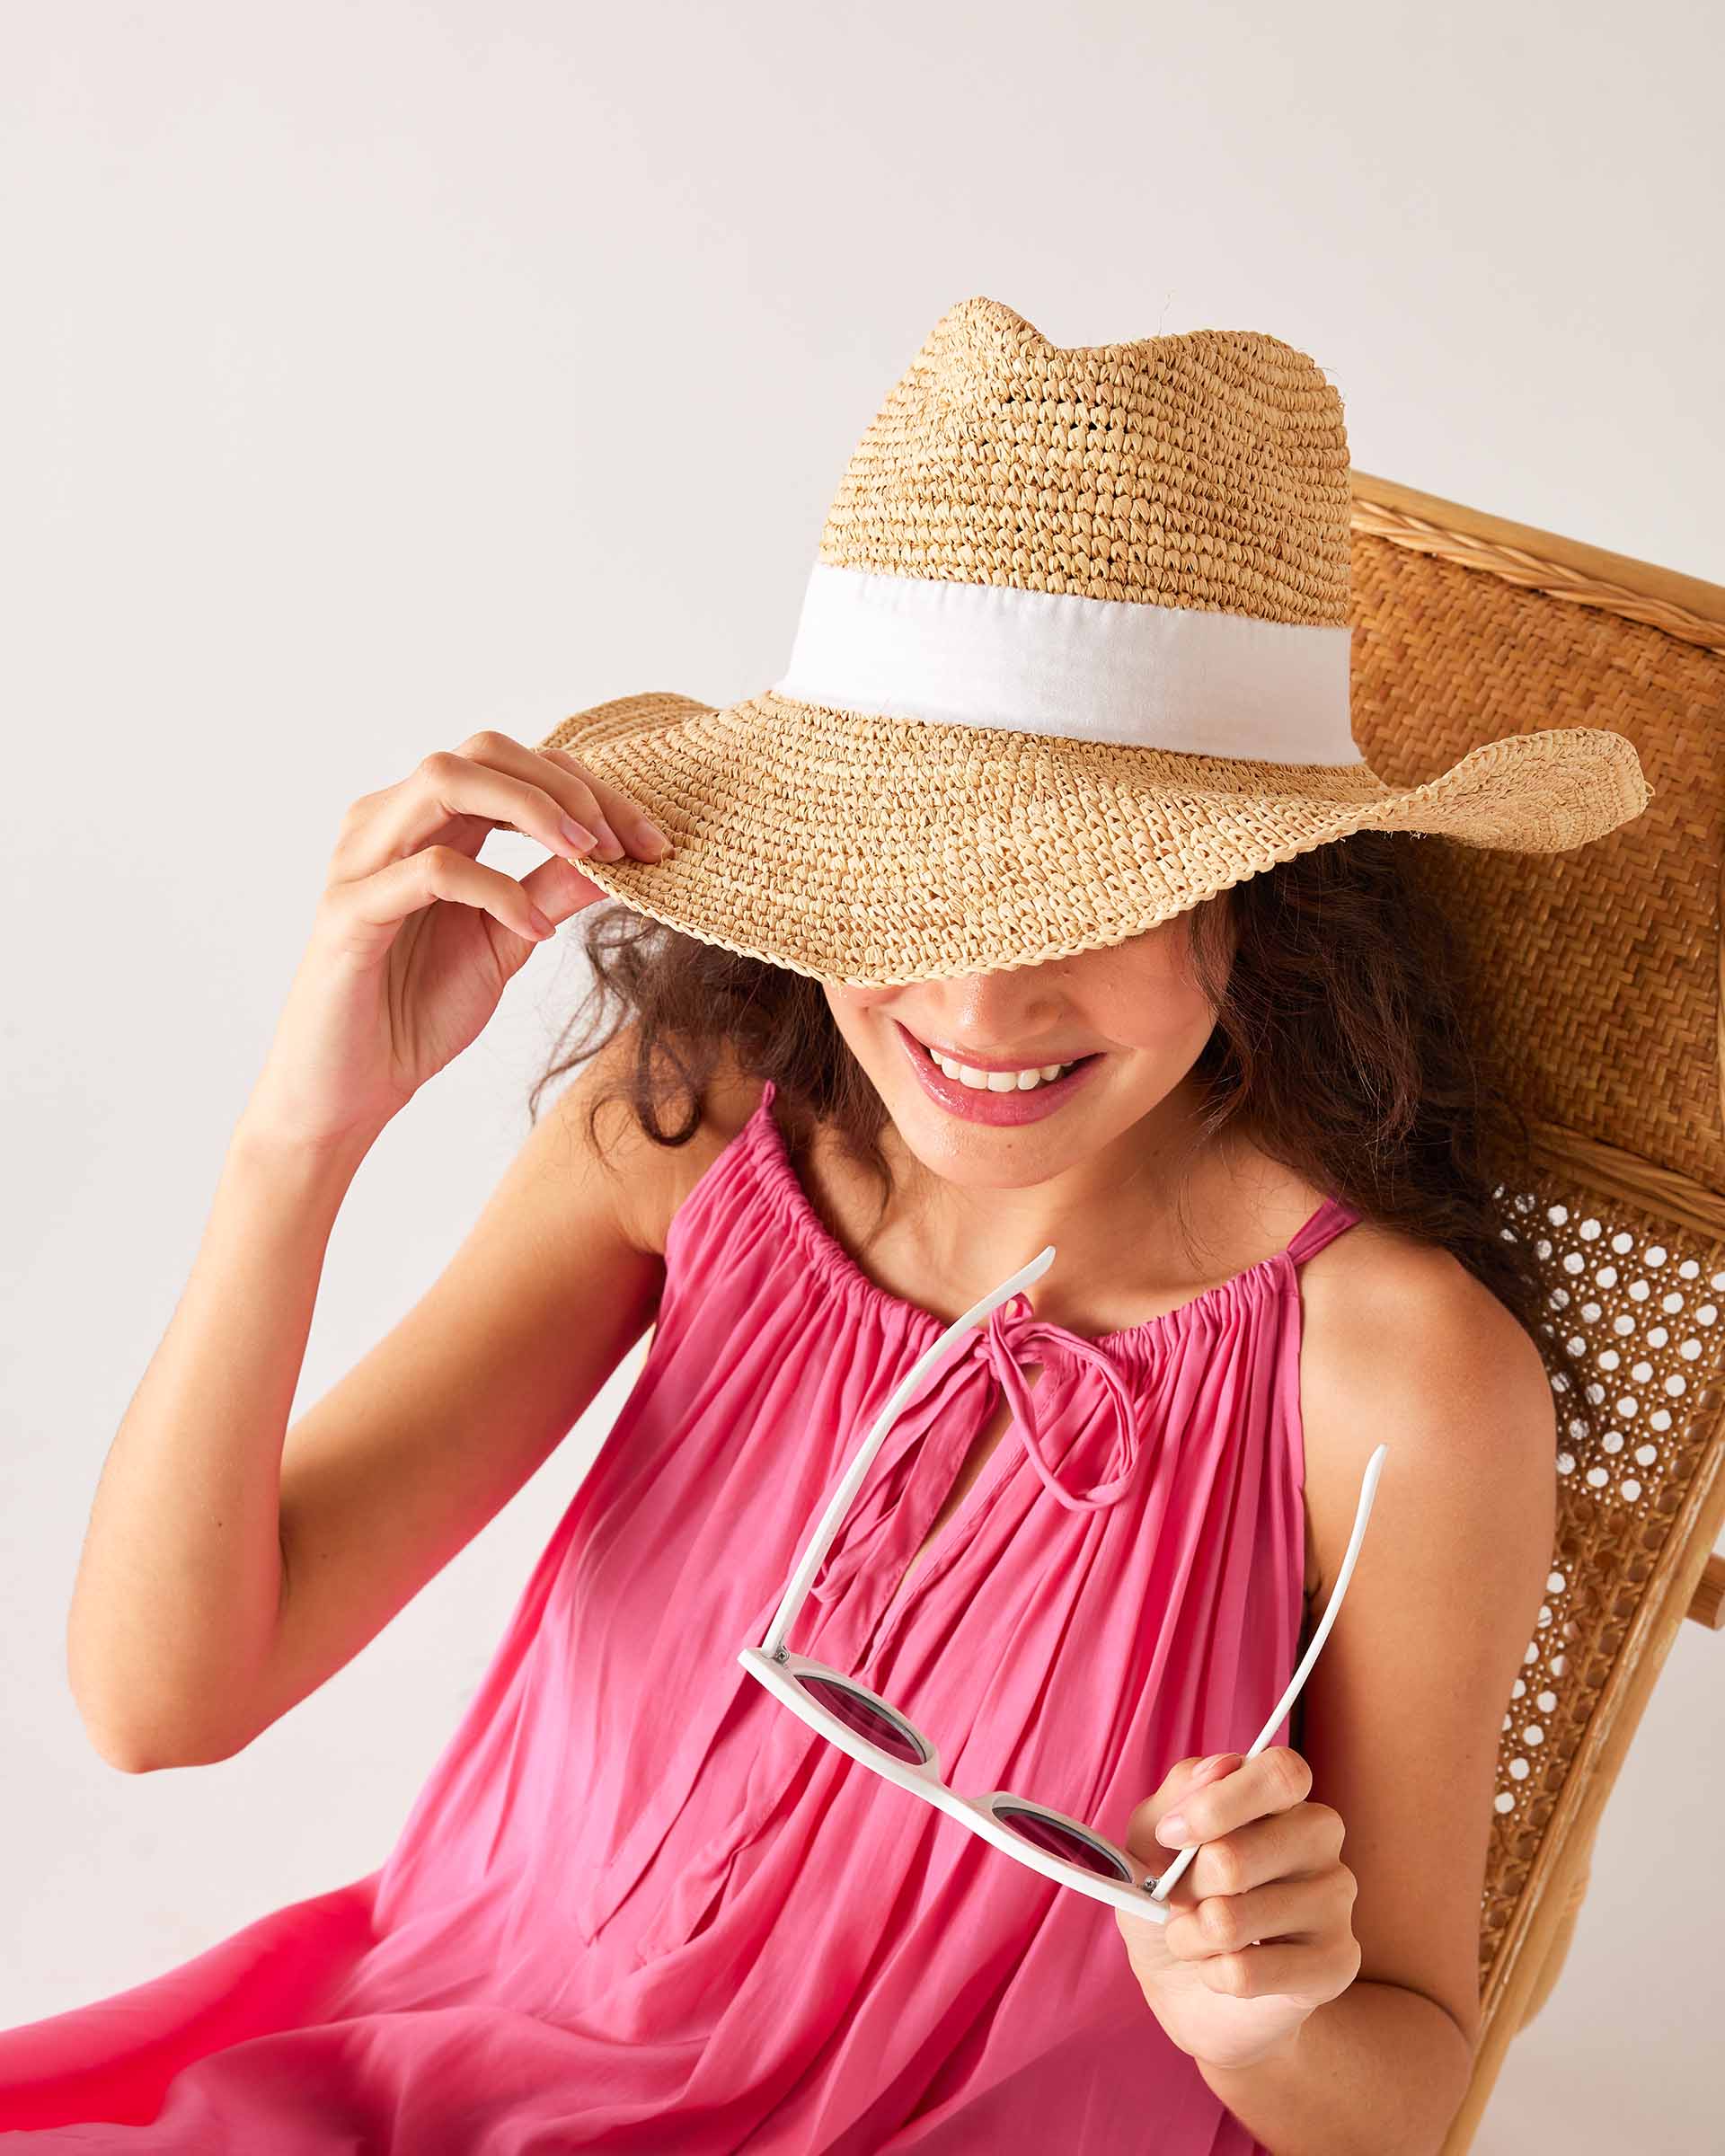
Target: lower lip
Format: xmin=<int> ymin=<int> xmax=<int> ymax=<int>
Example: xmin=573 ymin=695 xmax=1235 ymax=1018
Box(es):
xmin=895 ymin=1021 xmax=1103 ymax=1127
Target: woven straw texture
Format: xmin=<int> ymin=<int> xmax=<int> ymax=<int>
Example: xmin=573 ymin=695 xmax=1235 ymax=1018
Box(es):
xmin=811 ymin=299 xmax=1355 ymax=623
xmin=1341 ymin=501 xmax=1725 ymax=2062
xmin=1352 ymin=530 xmax=1721 ymax=1197
xmin=535 ymin=298 xmax=1650 ymax=989
xmin=1473 ymin=1178 xmax=1721 ymax=2001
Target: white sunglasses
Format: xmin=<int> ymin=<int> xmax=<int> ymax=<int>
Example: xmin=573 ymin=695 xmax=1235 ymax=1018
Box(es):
xmin=739 ymin=1242 xmax=1388 ymax=1922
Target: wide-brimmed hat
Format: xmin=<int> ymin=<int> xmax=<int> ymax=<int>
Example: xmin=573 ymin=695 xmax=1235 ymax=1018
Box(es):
xmin=535 ymin=294 xmax=1652 ymax=987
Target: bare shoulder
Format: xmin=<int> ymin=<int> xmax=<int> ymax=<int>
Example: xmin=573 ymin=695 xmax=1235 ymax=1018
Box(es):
xmin=1295 ymin=1212 xmax=1557 ymax=1603
xmin=1284 ymin=1216 xmax=1557 ymax=2050
xmin=1296 ymin=1210 xmax=1557 ymax=1442
xmin=569 ymin=1028 xmax=770 ymax=1259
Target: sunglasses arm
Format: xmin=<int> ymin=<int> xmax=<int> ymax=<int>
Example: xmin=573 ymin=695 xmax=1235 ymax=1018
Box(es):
xmin=754 ymin=1244 xmax=1059 ymax=1663
xmin=1146 ymin=1437 xmax=1388 ymax=1903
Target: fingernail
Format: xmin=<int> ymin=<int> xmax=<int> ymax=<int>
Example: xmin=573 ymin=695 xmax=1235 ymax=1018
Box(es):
xmin=592 ymin=817 xmax=624 ymax=859
xmin=1200 ymin=1753 xmax=1243 ymax=1778
xmin=1156 ymin=1811 xmax=1190 ymax=1847
xmin=559 ymin=815 xmax=597 ymax=853
xmin=641 ymin=824 xmax=674 ymax=857
xmin=526 ymin=904 xmax=554 ymax=938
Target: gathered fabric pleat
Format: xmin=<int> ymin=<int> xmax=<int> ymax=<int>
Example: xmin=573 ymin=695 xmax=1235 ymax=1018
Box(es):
xmin=0 ymin=1078 xmax=1358 ymax=2152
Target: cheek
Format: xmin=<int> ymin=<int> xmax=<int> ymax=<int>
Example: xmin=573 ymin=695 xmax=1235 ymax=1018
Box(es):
xmin=821 ymin=986 xmax=901 ymax=1065
xmin=1096 ymin=970 xmax=1216 ymax=1056
xmin=827 ymin=986 xmax=915 ymax=1042
xmin=836 ymin=988 xmax=897 ymax=1019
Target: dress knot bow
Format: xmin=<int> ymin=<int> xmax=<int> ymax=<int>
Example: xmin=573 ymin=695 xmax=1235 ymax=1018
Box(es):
xmin=979 ymin=1293 xmax=1140 ymax=1511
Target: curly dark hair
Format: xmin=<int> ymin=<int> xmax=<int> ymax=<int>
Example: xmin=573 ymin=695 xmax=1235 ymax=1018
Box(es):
xmin=528 ymin=830 xmax=1585 ymax=1442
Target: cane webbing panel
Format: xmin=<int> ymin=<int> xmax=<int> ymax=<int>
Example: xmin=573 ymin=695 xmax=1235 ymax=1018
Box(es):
xmin=1347 ymin=476 xmax=1725 ymax=2150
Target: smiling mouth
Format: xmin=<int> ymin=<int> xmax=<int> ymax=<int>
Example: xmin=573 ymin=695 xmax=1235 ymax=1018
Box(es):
xmin=897 ymin=1021 xmax=1101 ymax=1093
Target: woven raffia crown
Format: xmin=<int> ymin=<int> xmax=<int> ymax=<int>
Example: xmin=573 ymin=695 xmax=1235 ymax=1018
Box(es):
xmin=815 ymin=296 xmax=1353 ymax=624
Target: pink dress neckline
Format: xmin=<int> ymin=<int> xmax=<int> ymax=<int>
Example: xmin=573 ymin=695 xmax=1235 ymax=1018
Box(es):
xmin=746 ymin=1074 xmax=1349 ymax=1359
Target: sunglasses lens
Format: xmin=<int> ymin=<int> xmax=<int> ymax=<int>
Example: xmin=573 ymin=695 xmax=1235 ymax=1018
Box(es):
xmin=992 ymin=1802 xmax=1133 ymax=1881
xmin=794 ymin=1674 xmax=929 ymax=1767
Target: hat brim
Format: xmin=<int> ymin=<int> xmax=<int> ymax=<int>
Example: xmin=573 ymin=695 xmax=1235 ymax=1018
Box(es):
xmin=534 ymin=689 xmax=1652 ymax=987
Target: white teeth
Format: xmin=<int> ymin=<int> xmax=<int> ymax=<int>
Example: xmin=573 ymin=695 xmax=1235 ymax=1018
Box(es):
xmin=926 ymin=1047 xmax=1076 ymax=1092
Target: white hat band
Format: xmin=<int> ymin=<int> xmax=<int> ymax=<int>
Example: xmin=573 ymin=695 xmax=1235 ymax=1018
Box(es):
xmin=771 ymin=560 xmax=1363 ymax=766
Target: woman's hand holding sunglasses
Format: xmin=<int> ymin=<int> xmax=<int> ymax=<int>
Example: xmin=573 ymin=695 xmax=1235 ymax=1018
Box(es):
xmin=1114 ymin=1744 xmax=1361 ymax=2074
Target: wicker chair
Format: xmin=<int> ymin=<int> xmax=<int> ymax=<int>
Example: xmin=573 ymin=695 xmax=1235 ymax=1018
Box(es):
xmin=1344 ymin=472 xmax=1725 ymax=2151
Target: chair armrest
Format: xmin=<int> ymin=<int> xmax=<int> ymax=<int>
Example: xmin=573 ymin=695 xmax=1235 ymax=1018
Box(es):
xmin=1688 ymin=1551 xmax=1725 ymax=1630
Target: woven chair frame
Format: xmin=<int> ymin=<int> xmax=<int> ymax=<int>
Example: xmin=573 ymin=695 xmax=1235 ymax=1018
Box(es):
xmin=1346 ymin=473 xmax=1725 ymax=2152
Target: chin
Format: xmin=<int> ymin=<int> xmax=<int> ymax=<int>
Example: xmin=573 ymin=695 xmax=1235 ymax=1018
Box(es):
xmin=880 ymin=1086 xmax=1108 ymax=1190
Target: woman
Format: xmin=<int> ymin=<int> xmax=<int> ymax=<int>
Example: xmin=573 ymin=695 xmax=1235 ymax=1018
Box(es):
xmin=0 ymin=296 xmax=1650 ymax=2151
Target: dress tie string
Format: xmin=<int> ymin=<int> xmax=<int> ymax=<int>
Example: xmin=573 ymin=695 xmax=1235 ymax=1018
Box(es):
xmin=808 ymin=1292 xmax=1142 ymax=1609
xmin=981 ymin=1293 xmax=1141 ymax=1511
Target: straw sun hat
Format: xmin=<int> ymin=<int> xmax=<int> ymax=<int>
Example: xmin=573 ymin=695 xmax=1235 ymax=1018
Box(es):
xmin=534 ymin=294 xmax=1653 ymax=988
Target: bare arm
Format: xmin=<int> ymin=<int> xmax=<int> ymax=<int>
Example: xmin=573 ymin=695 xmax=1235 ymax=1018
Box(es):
xmin=1200 ymin=1238 xmax=1557 ymax=2151
xmin=65 ymin=722 xmax=677 ymax=1772
xmin=66 ymin=1049 xmax=664 ymax=1772
xmin=66 ymin=1118 xmax=370 ymax=1771
xmin=1197 ymin=1979 xmax=1472 ymax=2156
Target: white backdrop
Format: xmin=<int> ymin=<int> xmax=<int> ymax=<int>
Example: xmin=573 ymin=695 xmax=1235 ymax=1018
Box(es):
xmin=4 ymin=4 xmax=1720 ymax=2147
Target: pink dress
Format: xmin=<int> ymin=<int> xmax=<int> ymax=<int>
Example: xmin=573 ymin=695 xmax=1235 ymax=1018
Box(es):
xmin=0 ymin=1077 xmax=1360 ymax=2152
